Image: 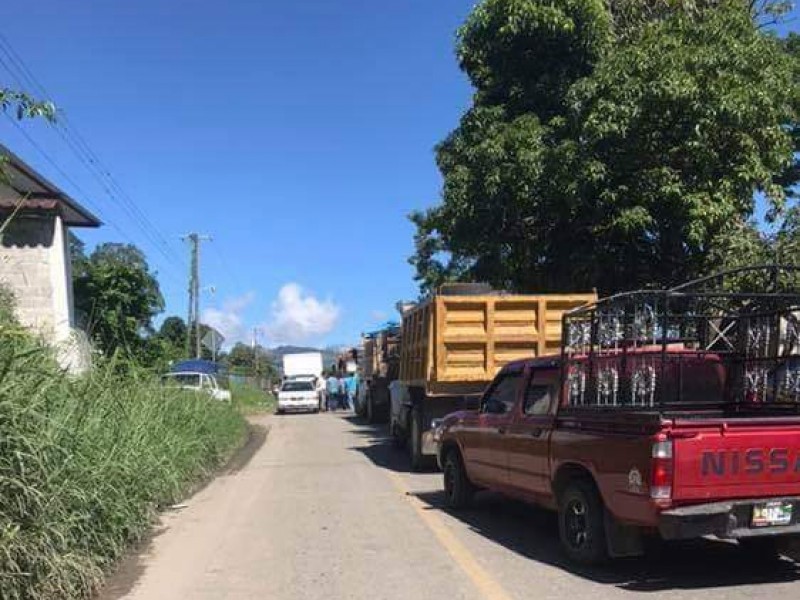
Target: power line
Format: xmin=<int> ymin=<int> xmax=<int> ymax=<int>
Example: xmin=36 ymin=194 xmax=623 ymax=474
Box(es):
xmin=0 ymin=32 xmax=186 ymax=270
xmin=2 ymin=112 xmax=187 ymax=287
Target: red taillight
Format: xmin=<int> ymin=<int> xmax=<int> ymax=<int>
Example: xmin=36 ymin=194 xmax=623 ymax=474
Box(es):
xmin=651 ymin=439 xmax=673 ymax=502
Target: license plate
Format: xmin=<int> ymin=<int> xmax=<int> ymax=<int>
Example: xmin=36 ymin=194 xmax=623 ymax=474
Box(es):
xmin=751 ymin=501 xmax=793 ymax=527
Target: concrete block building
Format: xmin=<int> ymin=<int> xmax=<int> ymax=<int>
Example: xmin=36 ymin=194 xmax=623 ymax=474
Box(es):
xmin=0 ymin=144 xmax=101 ymax=372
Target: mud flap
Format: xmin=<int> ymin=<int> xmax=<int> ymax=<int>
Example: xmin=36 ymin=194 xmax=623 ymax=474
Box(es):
xmin=604 ymin=509 xmax=644 ymax=558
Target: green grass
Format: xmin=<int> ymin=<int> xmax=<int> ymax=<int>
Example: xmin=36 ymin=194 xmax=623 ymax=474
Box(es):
xmin=231 ymin=382 xmax=276 ymax=415
xmin=0 ymin=324 xmax=248 ymax=599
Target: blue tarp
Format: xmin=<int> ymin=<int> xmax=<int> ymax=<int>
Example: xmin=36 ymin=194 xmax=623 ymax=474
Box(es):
xmin=363 ymin=321 xmax=400 ymax=338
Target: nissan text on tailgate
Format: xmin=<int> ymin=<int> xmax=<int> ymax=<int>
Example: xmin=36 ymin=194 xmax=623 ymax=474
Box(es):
xmin=434 ymin=266 xmax=800 ymax=564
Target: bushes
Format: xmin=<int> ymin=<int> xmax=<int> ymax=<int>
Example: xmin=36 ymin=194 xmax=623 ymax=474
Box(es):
xmin=0 ymin=322 xmax=247 ymax=599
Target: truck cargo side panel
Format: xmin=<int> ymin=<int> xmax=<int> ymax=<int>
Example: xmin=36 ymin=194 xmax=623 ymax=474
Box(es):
xmin=399 ymin=293 xmax=595 ymax=389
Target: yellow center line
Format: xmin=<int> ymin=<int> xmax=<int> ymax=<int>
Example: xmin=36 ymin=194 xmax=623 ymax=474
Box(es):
xmin=386 ymin=471 xmax=514 ymax=600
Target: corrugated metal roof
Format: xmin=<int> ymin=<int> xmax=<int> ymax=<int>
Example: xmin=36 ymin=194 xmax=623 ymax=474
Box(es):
xmin=0 ymin=143 xmax=101 ymax=228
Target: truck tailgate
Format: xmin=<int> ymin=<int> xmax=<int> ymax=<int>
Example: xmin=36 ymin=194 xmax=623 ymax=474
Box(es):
xmin=671 ymin=418 xmax=800 ymax=502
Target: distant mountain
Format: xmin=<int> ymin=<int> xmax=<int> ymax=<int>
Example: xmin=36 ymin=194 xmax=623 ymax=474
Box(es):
xmin=266 ymin=344 xmax=356 ymax=373
xmin=269 ymin=345 xmax=320 ymax=356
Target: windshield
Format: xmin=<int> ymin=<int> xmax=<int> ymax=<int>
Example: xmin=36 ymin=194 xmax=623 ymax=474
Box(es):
xmin=281 ymin=381 xmax=314 ymax=392
xmin=162 ymin=374 xmax=201 ymax=387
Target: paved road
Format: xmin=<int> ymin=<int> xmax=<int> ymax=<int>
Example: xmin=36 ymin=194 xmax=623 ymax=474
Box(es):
xmin=102 ymin=413 xmax=800 ymax=600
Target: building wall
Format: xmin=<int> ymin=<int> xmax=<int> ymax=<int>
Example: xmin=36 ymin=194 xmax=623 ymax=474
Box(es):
xmin=0 ymin=212 xmax=90 ymax=372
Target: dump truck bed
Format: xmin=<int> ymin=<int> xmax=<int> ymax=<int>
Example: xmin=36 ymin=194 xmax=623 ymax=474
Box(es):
xmin=399 ymin=293 xmax=595 ymax=395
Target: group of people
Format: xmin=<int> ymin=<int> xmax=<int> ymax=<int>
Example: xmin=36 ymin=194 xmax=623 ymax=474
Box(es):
xmin=317 ymin=371 xmax=358 ymax=411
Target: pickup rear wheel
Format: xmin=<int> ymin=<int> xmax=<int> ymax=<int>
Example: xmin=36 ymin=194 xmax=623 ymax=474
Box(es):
xmin=443 ymin=449 xmax=474 ymax=509
xmin=558 ymin=479 xmax=608 ymax=565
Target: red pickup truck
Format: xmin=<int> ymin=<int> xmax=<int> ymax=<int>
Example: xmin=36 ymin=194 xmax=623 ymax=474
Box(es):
xmin=434 ymin=267 xmax=800 ymax=564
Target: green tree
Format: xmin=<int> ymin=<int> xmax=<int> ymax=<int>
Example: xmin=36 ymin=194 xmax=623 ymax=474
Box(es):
xmin=73 ymin=243 xmax=165 ymax=356
xmin=411 ymin=0 xmax=800 ymax=295
xmin=227 ymin=342 xmax=256 ymax=370
xmin=159 ymin=316 xmax=188 ymax=349
xmin=223 ymin=342 xmax=278 ymax=379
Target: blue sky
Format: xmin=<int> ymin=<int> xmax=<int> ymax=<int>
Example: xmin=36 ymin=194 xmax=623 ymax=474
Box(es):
xmin=0 ymin=0 xmax=475 ymax=348
xmin=1 ymin=2 xmax=798 ymax=349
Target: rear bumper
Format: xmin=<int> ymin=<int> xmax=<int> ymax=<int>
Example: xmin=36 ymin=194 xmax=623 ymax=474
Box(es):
xmin=659 ymin=497 xmax=800 ymax=540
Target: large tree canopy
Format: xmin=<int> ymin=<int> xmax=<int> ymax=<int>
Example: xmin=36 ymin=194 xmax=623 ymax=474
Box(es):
xmin=411 ymin=0 xmax=800 ymax=295
xmin=73 ymin=243 xmax=165 ymax=357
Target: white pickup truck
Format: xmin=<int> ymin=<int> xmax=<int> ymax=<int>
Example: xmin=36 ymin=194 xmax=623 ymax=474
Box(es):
xmin=161 ymin=371 xmax=232 ymax=402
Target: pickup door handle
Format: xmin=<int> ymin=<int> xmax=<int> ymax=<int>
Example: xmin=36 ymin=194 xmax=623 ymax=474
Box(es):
xmin=497 ymin=427 xmax=507 ymax=435
xmin=529 ymin=428 xmax=544 ymax=438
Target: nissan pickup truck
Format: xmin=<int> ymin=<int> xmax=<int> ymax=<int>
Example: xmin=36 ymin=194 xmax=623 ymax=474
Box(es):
xmin=434 ymin=266 xmax=800 ymax=564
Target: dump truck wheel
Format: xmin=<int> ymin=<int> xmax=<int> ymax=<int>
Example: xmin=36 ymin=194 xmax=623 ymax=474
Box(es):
xmin=366 ymin=392 xmax=376 ymax=424
xmin=409 ymin=410 xmax=424 ymax=472
xmin=390 ymin=417 xmax=405 ymax=448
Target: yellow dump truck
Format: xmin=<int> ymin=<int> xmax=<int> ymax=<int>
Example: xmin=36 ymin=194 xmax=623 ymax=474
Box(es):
xmin=358 ymin=324 xmax=401 ymax=423
xmin=389 ymin=284 xmax=596 ymax=470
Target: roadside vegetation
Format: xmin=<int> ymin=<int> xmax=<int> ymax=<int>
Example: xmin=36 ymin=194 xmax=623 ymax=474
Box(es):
xmin=232 ymin=381 xmax=276 ymax=415
xmin=0 ymin=294 xmax=248 ymax=600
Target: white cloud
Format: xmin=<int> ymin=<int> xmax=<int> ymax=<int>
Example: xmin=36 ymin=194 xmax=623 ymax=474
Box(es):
xmin=201 ymin=292 xmax=255 ymax=345
xmin=263 ymin=283 xmax=340 ymax=344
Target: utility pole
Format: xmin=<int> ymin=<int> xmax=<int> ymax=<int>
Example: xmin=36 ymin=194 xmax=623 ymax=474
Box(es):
xmin=181 ymin=233 xmax=211 ymax=359
xmin=252 ymin=327 xmax=259 ymax=377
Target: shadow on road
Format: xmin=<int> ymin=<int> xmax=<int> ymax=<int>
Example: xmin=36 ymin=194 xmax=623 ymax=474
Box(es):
xmin=343 ymin=414 xmax=416 ymax=473
xmin=345 ymin=414 xmax=800 ymax=590
xmin=414 ymin=489 xmax=800 ymax=592
xmin=225 ymin=422 xmax=269 ymax=475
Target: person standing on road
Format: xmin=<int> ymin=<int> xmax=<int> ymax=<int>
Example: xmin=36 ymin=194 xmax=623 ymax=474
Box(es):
xmin=338 ymin=374 xmax=348 ymax=410
xmin=345 ymin=372 xmax=358 ymax=411
xmin=326 ymin=372 xmax=340 ymax=412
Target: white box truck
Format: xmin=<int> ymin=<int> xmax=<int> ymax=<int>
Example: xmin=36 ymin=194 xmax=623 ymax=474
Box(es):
xmin=278 ymin=352 xmax=324 ymax=414
xmin=282 ymin=352 xmax=323 ymax=380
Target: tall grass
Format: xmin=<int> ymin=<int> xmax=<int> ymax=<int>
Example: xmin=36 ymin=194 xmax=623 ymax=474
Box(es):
xmin=0 ymin=322 xmax=247 ymax=599
xmin=231 ymin=382 xmax=276 ymax=415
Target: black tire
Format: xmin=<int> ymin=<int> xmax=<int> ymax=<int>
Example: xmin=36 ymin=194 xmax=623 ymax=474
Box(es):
xmin=276 ymin=409 xmax=285 ymax=415
xmin=390 ymin=417 xmax=405 ymax=448
xmin=443 ymin=449 xmax=474 ymax=509
xmin=366 ymin=391 xmax=375 ymax=423
xmin=408 ymin=409 xmax=425 ymax=472
xmin=738 ymin=537 xmax=788 ymax=561
xmin=355 ymin=392 xmax=367 ymax=417
xmin=558 ymin=478 xmax=609 ymax=565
